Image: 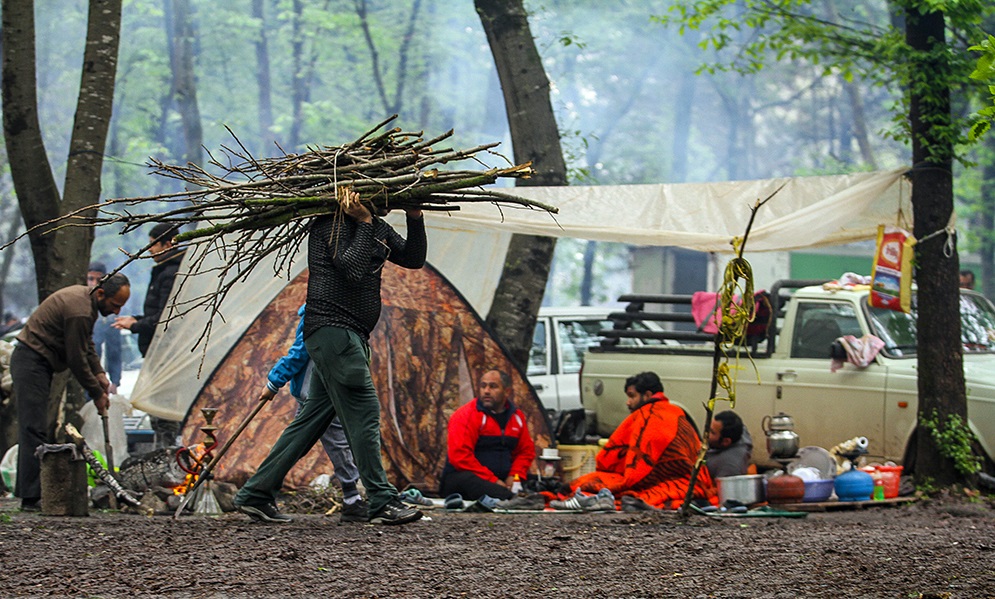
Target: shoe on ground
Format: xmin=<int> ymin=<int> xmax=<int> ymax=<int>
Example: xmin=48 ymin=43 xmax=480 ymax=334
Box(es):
xmin=400 ymin=488 xmax=435 ymax=508
xmin=20 ymin=499 xmax=41 ymax=513
xmin=236 ymin=502 xmax=293 ymax=523
xmin=369 ymin=498 xmax=422 ymax=525
xmin=621 ymin=495 xmax=659 ymax=512
xmin=550 ymin=489 xmax=616 ymax=512
xmin=494 ymin=493 xmax=546 ymax=511
xmin=444 ymin=493 xmax=465 ymax=510
xmin=339 ymin=498 xmax=369 ymax=523
xmin=477 ymin=494 xmax=500 ymax=509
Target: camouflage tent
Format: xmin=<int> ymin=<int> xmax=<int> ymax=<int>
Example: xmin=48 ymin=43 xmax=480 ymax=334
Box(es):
xmin=181 ymin=263 xmax=552 ymax=491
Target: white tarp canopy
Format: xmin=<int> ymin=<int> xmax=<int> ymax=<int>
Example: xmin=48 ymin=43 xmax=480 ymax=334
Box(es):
xmin=130 ymin=168 xmax=911 ymax=420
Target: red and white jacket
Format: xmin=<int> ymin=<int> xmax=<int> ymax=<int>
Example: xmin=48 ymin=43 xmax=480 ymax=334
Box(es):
xmin=442 ymin=398 xmax=536 ymax=483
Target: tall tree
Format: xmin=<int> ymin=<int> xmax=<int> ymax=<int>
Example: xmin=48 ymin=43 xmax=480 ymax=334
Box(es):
xmin=904 ymin=5 xmax=966 ymax=485
xmin=165 ymin=0 xmax=203 ymax=166
xmin=2 ymin=0 xmax=123 ymax=441
xmin=475 ymin=0 xmax=568 ymax=367
xmin=2 ymin=0 xmax=122 ymax=299
xmin=355 ymin=0 xmax=423 ymax=116
xmin=660 ymin=0 xmax=987 ymax=485
xmin=252 ymin=0 xmax=275 ymax=153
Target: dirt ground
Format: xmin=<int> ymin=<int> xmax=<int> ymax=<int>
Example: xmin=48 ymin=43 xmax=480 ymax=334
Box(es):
xmin=0 ymin=492 xmax=993 ymax=599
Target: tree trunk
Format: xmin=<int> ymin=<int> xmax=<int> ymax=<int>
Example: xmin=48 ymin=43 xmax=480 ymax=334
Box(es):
xmin=253 ymin=0 xmax=274 ymax=154
xmin=355 ymin=0 xmax=422 ymax=117
xmin=579 ymin=240 xmax=597 ymax=306
xmin=3 ymin=0 xmax=121 ymax=299
xmin=288 ymin=0 xmax=305 ymax=150
xmin=0 ymin=202 xmax=23 ymax=318
xmin=475 ymin=0 xmax=566 ymax=368
xmin=842 ymin=80 xmax=878 ymax=169
xmin=2 ymin=0 xmax=122 ymax=452
xmin=906 ymin=6 xmax=967 ymax=486
xmin=3 ymin=0 xmax=64 ymax=298
xmin=168 ymin=0 xmax=203 ymax=166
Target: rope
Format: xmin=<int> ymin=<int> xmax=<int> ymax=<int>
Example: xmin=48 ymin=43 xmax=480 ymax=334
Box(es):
xmin=917 ymin=212 xmax=956 ymax=258
xmin=706 ymin=255 xmax=758 ymax=412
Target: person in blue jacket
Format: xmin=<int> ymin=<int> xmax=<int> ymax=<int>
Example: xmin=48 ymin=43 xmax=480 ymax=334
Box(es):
xmin=257 ymin=303 xmax=366 ymax=523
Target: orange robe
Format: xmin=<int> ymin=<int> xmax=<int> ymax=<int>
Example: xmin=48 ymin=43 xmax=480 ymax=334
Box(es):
xmin=571 ymin=393 xmax=717 ymax=509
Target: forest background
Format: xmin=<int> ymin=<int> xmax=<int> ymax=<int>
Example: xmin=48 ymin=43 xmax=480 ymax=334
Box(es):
xmin=4 ymin=0 xmax=979 ymax=318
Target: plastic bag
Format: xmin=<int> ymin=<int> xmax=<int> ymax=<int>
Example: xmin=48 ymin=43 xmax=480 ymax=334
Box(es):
xmin=79 ymin=394 xmax=131 ymax=466
xmin=870 ymin=225 xmax=916 ymax=313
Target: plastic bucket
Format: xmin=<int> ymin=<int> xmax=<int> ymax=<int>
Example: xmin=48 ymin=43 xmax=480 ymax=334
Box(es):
xmin=861 ymin=464 xmax=903 ymax=499
xmin=877 ymin=465 xmax=903 ymax=499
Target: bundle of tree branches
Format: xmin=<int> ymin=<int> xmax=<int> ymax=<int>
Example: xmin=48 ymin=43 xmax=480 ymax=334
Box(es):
xmin=120 ymin=114 xmax=554 ymax=246
xmin=7 ymin=116 xmax=556 ymax=353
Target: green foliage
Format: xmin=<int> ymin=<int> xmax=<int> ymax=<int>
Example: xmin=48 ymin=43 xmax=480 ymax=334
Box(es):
xmin=655 ymin=0 xmax=990 ymax=165
xmin=915 ymin=475 xmax=939 ymax=494
xmin=968 ymin=35 xmax=995 ymax=141
xmin=920 ymin=410 xmax=983 ymax=477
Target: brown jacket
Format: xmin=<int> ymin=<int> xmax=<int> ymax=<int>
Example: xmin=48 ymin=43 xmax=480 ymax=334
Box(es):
xmin=17 ymin=285 xmax=105 ymax=398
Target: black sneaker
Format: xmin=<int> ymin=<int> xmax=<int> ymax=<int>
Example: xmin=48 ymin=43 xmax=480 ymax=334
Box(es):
xmin=495 ymin=493 xmax=546 ymax=511
xmin=236 ymin=502 xmax=293 ymax=523
xmin=339 ymin=498 xmax=369 ymax=523
xmin=20 ymin=499 xmax=41 ymax=513
xmin=368 ymin=498 xmax=422 ymax=525
xmin=621 ymin=495 xmax=659 ymax=512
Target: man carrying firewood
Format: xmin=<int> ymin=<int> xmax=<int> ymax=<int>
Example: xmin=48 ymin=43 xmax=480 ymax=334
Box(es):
xmin=10 ymin=274 xmax=131 ymax=511
xmin=234 ymin=188 xmax=427 ymax=525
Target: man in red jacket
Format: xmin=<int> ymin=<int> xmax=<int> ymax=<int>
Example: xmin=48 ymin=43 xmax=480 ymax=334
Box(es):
xmin=439 ymin=370 xmax=536 ymax=501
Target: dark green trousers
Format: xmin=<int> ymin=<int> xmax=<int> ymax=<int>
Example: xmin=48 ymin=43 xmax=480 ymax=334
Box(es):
xmin=234 ymin=326 xmax=398 ymax=515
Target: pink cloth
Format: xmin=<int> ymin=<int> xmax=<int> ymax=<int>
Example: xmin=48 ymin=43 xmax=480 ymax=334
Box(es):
xmin=830 ymin=334 xmax=885 ymax=372
xmin=691 ymin=292 xmax=721 ymax=334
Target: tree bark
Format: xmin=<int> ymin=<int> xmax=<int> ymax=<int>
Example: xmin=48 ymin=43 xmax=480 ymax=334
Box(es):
xmin=3 ymin=0 xmax=122 ymax=300
xmin=253 ymin=0 xmax=275 ymax=154
xmin=906 ymin=5 xmax=967 ymax=486
xmin=475 ymin=0 xmax=567 ymax=369
xmin=289 ymin=0 xmax=305 ymax=150
xmin=2 ymin=0 xmax=64 ymax=298
xmin=355 ymin=0 xmax=422 ymax=116
xmin=0 ymin=199 xmax=24 ymax=318
xmin=167 ymin=0 xmax=203 ymax=166
xmin=842 ymin=80 xmax=878 ymax=169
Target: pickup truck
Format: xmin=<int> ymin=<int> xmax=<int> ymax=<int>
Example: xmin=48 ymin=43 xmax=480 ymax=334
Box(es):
xmin=580 ymin=280 xmax=995 ymax=468
xmin=528 ymin=306 xmax=662 ymax=413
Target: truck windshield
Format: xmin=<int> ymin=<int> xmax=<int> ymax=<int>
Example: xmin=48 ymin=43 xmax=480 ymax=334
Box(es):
xmin=867 ymin=292 xmax=995 ymax=357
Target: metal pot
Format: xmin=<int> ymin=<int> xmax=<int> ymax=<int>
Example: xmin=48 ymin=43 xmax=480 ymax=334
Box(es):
xmin=762 ymin=412 xmax=795 ymax=434
xmin=766 ymin=429 xmax=800 ymax=459
xmin=717 ymin=474 xmax=766 ymax=505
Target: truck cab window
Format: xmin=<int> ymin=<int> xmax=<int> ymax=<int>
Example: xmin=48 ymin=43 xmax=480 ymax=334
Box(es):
xmin=558 ymin=319 xmax=608 ymax=374
xmin=791 ymin=302 xmax=859 ymax=359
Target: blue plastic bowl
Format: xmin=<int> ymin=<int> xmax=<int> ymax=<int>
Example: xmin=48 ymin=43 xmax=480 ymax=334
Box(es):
xmin=802 ymin=479 xmax=835 ymax=502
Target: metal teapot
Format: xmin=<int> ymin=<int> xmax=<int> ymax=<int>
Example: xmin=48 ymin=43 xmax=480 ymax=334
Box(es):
xmin=762 ymin=412 xmax=800 ymax=459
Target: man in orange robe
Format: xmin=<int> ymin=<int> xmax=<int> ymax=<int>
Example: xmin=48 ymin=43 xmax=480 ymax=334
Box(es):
xmin=571 ymin=371 xmax=717 ymax=510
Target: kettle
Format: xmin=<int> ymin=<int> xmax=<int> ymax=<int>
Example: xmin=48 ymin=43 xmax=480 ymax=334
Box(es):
xmin=763 ymin=412 xmax=800 ymax=459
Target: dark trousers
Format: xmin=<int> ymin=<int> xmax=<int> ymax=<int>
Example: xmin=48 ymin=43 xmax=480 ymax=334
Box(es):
xmin=440 ymin=470 xmax=514 ymax=501
xmin=10 ymin=344 xmax=54 ymax=501
xmin=235 ymin=326 xmax=400 ymax=516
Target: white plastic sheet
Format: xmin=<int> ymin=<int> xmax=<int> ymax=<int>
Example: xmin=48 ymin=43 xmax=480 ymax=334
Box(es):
xmin=130 ymin=169 xmax=911 ymax=420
